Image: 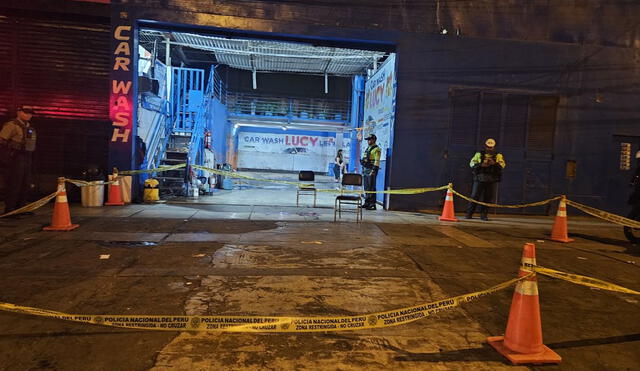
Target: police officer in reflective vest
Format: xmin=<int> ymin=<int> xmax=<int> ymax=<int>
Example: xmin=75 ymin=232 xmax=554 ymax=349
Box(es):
xmin=360 ymin=134 xmax=381 ymax=210
xmin=465 ymin=138 xmax=506 ymax=221
xmin=0 ymin=105 xmax=37 ymax=215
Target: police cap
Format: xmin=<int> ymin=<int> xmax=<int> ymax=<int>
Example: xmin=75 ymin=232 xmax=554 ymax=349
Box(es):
xmin=485 ymin=138 xmax=496 ymax=148
xmin=17 ymin=105 xmax=35 ymax=114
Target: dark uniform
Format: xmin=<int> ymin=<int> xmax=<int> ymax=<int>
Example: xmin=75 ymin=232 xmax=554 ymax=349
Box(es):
xmin=0 ymin=107 xmax=37 ymax=213
xmin=465 ymin=139 xmax=506 ymax=220
xmin=361 ymin=134 xmax=381 ymax=209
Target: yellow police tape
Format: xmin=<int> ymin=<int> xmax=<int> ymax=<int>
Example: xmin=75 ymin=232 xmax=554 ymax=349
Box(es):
xmin=0 ymin=191 xmax=59 ymax=218
xmin=65 ymin=163 xmax=188 ymax=187
xmin=119 ymin=163 xmax=186 ymax=175
xmin=0 ymin=164 xmax=183 ymax=218
xmin=450 ymin=188 xmax=562 ymax=209
xmin=0 ymin=274 xmax=529 ymax=333
xmin=565 ymin=199 xmax=640 ymax=229
xmin=65 ymin=179 xmax=118 ymax=187
xmin=193 ymin=164 xmax=304 ymax=187
xmin=319 ymin=185 xmax=450 ymax=195
xmin=531 ymin=265 xmax=640 ymax=295
xmin=192 ymin=164 xmax=449 ymax=195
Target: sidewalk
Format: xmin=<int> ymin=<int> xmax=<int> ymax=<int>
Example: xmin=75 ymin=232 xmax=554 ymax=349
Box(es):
xmin=0 ymin=202 xmax=638 ymax=370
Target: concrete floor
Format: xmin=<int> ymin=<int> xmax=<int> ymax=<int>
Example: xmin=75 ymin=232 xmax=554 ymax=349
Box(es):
xmin=183 ymin=171 xmax=357 ymax=208
xmin=0 ymin=176 xmax=639 ymax=370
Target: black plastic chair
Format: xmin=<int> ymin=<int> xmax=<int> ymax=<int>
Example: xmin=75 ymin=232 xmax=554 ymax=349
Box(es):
xmin=296 ymin=170 xmax=316 ymax=207
xmin=334 ymin=173 xmax=363 ymax=222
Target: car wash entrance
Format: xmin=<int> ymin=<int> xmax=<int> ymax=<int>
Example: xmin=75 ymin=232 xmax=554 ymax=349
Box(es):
xmin=132 ymin=22 xmax=397 ymax=208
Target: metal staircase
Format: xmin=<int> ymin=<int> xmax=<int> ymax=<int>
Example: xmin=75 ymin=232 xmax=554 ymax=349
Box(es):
xmin=150 ymin=66 xmax=220 ymax=196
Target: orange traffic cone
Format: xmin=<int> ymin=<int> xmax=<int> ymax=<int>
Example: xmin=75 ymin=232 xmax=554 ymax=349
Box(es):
xmin=105 ymin=168 xmax=124 ymax=206
xmin=43 ymin=177 xmax=79 ymax=231
xmin=438 ymin=184 xmax=458 ymax=222
xmin=487 ymin=243 xmax=561 ymax=365
xmin=550 ymin=196 xmax=573 ymax=243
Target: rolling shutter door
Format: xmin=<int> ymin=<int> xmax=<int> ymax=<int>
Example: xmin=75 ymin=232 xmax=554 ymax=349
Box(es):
xmin=449 ymin=90 xmax=479 ymax=146
xmin=0 ymin=12 xmax=111 ymax=194
xmin=15 ymin=17 xmax=110 ymax=120
xmin=0 ymin=16 xmax=14 ymax=117
xmin=477 ymin=92 xmax=502 ymax=145
xmin=502 ymin=95 xmax=528 ymax=148
xmin=527 ymin=96 xmax=558 ymax=150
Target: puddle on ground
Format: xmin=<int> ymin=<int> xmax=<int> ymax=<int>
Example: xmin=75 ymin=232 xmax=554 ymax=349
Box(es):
xmin=97 ymin=241 xmax=158 ymax=247
xmin=211 ymin=244 xmax=266 ymax=267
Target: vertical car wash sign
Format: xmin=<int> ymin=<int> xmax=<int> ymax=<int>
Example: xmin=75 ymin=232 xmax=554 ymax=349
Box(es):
xmin=109 ymin=8 xmax=135 ymax=171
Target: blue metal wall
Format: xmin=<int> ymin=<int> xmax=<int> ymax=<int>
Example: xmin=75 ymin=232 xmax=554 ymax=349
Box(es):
xmin=207 ymin=98 xmax=229 ymax=164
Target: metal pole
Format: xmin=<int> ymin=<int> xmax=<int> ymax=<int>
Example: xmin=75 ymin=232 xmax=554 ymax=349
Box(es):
xmin=252 ymin=69 xmax=257 ymax=90
xmin=324 ymin=73 xmax=328 ymax=94
xmin=165 ymin=37 xmax=172 ymax=103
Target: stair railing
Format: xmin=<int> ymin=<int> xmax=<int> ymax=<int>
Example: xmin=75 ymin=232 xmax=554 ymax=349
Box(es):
xmin=137 ymin=92 xmax=172 ymax=172
xmin=186 ymin=66 xmax=220 ymax=183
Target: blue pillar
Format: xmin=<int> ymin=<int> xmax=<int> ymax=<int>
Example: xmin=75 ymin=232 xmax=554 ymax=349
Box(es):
xmin=350 ymin=75 xmax=365 ymax=173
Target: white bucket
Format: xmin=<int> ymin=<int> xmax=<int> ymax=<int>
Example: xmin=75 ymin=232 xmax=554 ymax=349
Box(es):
xmin=80 ymin=183 xmax=105 ymax=207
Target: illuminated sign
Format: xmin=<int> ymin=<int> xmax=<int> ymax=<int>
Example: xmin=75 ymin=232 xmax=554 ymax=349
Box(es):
xmin=109 ymin=8 xmax=135 ymax=171
xmin=110 ymin=24 xmax=132 ymax=143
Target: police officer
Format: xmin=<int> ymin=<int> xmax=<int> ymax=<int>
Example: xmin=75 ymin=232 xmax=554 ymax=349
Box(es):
xmin=0 ymin=105 xmax=37 ymax=214
xmin=465 ymin=138 xmax=506 ymax=221
xmin=360 ymin=134 xmax=381 ymax=210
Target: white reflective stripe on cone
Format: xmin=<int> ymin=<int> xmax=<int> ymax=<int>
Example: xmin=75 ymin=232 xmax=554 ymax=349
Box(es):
xmin=56 ymin=193 xmax=68 ymax=203
xmin=521 ymin=257 xmax=536 ymax=266
xmin=557 ymin=209 xmax=567 ymax=217
xmin=515 ymin=280 xmax=539 ymax=296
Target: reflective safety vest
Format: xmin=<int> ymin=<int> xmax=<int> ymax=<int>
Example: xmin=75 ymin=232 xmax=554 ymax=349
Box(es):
xmin=363 ymin=144 xmax=381 ymax=169
xmin=469 ymin=150 xmax=505 ymax=182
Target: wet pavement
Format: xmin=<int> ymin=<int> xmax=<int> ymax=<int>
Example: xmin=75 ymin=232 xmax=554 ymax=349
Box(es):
xmin=0 ymin=201 xmax=639 ymax=370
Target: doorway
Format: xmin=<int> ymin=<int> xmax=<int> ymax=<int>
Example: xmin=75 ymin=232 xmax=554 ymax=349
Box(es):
xmin=135 ymin=23 xmax=396 ymax=208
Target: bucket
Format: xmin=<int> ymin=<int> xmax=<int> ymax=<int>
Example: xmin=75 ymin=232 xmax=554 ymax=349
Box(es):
xmin=80 ymin=182 xmax=105 ymax=207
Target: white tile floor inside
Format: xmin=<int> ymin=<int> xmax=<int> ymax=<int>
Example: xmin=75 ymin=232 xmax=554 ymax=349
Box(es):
xmin=186 ymin=171 xmax=354 ymax=208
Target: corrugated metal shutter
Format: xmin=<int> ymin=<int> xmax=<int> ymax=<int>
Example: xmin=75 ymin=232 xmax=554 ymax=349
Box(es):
xmin=477 ymin=92 xmax=502 ymax=145
xmin=527 ymin=96 xmax=558 ymax=150
xmin=447 ymin=88 xmax=558 ymax=213
xmin=14 ymin=17 xmax=110 ymax=120
xmin=0 ymin=15 xmax=14 ymax=117
xmin=502 ymin=95 xmax=528 ymax=148
xmin=0 ymin=12 xmax=111 ymax=195
xmin=449 ymin=90 xmax=479 ymax=146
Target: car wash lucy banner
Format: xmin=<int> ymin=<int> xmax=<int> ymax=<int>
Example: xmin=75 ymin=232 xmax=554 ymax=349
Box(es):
xmin=237 ymin=132 xmax=351 ymax=172
xmin=238 ymin=132 xmax=349 ymax=156
xmin=362 ymin=53 xmax=396 ymax=161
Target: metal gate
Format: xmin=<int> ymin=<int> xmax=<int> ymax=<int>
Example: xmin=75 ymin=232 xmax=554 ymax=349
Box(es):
xmin=172 ymin=67 xmax=205 ymax=133
xmin=447 ymin=89 xmax=558 ymax=214
xmin=0 ymin=12 xmax=111 ymax=191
